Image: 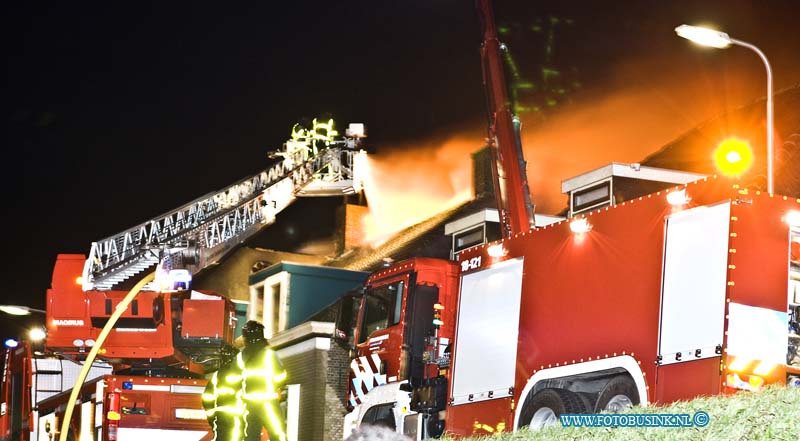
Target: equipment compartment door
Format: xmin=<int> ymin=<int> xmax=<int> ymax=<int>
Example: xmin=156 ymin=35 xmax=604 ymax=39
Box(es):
xmin=403 ymin=284 xmax=439 ymax=385
xmin=451 ymin=257 xmax=524 ymax=405
xmin=658 ymin=202 xmax=730 ymax=365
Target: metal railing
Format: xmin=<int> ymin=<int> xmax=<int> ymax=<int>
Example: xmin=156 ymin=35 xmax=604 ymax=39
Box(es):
xmin=83 ymin=143 xmax=364 ymax=291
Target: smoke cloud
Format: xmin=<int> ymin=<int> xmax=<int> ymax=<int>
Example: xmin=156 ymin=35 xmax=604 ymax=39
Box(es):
xmin=361 ymin=135 xmax=475 ymax=244
xmin=361 ymin=53 xmax=799 ymax=242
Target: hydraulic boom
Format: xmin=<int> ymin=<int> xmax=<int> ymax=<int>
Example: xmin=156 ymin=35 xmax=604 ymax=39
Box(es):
xmin=476 ymin=0 xmax=536 ymax=237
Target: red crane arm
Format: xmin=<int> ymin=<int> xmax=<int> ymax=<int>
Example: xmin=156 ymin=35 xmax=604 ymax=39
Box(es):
xmin=476 ymin=0 xmax=535 ymax=237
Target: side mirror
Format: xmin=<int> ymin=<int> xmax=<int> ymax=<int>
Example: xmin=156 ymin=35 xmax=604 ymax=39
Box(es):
xmin=333 ymin=328 xmax=355 ymax=351
xmin=333 ymin=290 xmax=364 ymax=351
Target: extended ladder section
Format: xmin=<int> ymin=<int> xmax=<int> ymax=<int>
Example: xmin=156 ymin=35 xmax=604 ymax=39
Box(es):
xmin=82 ymin=122 xmax=367 ymax=291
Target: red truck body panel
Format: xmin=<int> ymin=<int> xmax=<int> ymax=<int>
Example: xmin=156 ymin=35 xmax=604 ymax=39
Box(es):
xmin=728 ymin=192 xmax=792 ymax=311
xmin=442 ymin=177 xmax=797 ymax=436
xmin=445 ymin=397 xmax=512 ymax=437
xmin=654 ymin=358 xmax=721 ymax=404
xmin=0 ymin=344 xmax=34 ymax=441
xmin=36 ymin=374 xmax=211 ymax=441
xmin=182 ymin=299 xmax=232 ymax=340
xmin=46 ymin=255 xmax=235 ymax=372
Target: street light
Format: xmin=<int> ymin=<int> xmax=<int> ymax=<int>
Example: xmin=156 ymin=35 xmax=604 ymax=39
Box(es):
xmin=1 ymin=306 xmax=47 ymax=348
xmin=0 ymin=305 xmax=46 ymax=316
xmin=29 ymin=327 xmax=47 ymax=342
xmin=675 ymin=24 xmax=774 ymax=194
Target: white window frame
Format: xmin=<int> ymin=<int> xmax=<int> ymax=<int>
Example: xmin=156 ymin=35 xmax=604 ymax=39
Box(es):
xmin=249 ymin=272 xmax=290 ymax=338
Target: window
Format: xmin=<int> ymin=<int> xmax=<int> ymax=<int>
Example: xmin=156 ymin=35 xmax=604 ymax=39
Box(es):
xmin=360 ymin=297 xmax=388 ymax=344
xmin=572 ymin=181 xmax=611 ymax=213
xmin=271 ymin=283 xmax=281 ymax=336
xmin=453 ymin=226 xmax=485 ymax=253
xmin=253 ymin=287 xmax=265 ymax=323
xmin=335 ymin=293 xmax=363 ymax=347
xmin=361 ymin=403 xmax=397 ymax=430
xmin=358 ymin=281 xmax=404 ymax=344
xmin=251 ymin=272 xmax=288 ymax=339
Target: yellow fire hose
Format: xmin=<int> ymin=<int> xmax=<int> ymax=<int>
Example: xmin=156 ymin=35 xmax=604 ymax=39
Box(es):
xmin=59 ymin=271 xmax=155 ymax=441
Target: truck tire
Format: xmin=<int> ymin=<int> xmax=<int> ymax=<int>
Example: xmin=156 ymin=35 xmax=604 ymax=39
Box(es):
xmin=577 ymin=392 xmax=597 ymax=413
xmin=519 ymin=388 xmax=588 ymax=429
xmin=595 ymin=375 xmax=639 ymax=412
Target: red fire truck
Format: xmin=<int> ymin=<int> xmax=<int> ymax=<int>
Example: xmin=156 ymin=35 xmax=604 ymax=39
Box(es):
xmin=0 ymin=254 xmax=237 ymax=441
xmin=340 ymin=0 xmax=800 ymax=438
xmin=341 ymin=175 xmax=800 ymax=438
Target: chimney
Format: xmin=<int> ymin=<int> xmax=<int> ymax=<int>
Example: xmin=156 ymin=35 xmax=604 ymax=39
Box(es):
xmin=336 ymin=202 xmax=370 ymax=254
xmin=471 ymin=146 xmax=496 ymax=202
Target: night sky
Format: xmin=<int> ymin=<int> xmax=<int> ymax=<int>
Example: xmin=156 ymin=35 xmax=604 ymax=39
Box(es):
xmin=3 ymin=1 xmax=798 ymax=340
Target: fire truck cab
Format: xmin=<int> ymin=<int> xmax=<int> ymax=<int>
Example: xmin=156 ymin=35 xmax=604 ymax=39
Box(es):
xmin=338 ymin=258 xmax=458 ymax=438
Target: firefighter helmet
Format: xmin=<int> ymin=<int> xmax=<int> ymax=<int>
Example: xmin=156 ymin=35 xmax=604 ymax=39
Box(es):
xmin=242 ymin=320 xmax=266 ymax=345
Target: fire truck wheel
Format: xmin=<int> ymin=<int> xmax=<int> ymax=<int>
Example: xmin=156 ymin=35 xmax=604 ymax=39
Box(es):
xmin=520 ymin=388 xmax=588 ymax=430
xmin=595 ymin=375 xmax=639 ymax=412
xmin=577 ymin=392 xmax=597 ymax=413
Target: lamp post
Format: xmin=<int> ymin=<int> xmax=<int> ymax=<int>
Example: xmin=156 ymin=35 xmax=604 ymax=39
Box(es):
xmin=28 ymin=327 xmax=47 ymax=342
xmin=0 ymin=305 xmax=46 ymax=316
xmin=675 ymin=24 xmax=774 ymax=194
xmin=1 ymin=305 xmax=47 ymax=349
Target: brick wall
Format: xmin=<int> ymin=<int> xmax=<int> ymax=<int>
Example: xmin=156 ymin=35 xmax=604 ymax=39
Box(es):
xmin=279 ymin=337 xmax=351 ymax=441
xmin=282 ymin=348 xmax=326 ymax=440
xmin=324 ymin=342 xmax=352 ymax=440
xmin=343 ymin=204 xmax=369 ymax=251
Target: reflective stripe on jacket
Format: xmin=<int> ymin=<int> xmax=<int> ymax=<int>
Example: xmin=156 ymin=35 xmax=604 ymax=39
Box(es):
xmin=238 ymin=348 xmax=286 ymax=402
xmin=203 ymin=363 xmax=245 ymax=417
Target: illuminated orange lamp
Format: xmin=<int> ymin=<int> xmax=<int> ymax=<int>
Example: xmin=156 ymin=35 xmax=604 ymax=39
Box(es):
xmin=713 ymin=138 xmax=753 ymax=176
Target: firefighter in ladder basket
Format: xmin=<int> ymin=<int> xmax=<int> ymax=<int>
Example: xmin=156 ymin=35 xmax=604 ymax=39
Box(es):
xmin=240 ymin=320 xmax=288 ymax=441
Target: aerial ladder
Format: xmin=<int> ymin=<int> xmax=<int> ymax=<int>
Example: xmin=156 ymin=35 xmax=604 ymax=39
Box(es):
xmin=81 ymin=119 xmax=367 ymax=291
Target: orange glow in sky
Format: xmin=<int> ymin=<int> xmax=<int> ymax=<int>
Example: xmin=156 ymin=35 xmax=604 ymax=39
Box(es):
xmin=357 ymin=54 xmax=796 ymax=246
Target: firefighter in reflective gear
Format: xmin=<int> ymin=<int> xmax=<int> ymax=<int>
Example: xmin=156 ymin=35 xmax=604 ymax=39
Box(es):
xmin=202 ymin=353 xmax=245 ymax=441
xmin=240 ymin=320 xmax=287 ymax=441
